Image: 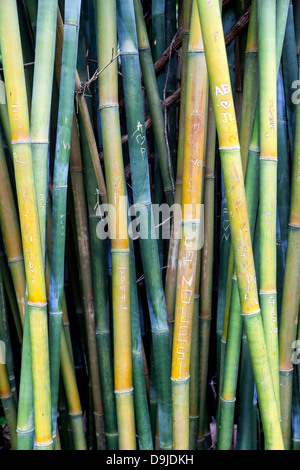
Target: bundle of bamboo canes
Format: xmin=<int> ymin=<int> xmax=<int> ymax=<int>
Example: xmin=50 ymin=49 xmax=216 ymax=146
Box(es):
xmin=0 ymin=0 xmax=299 ymax=452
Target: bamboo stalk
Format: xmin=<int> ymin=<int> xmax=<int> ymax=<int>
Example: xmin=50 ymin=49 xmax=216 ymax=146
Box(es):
xmin=217 ymin=0 xmax=258 ymax=415
xmin=0 ymin=131 xmax=26 ymax=325
xmin=258 ymin=0 xmax=280 ymax=417
xmin=48 ymin=0 xmax=81 ymax=446
xmin=196 ymin=0 xmax=284 ymax=450
xmin=133 ymin=0 xmax=175 ymax=206
xmin=0 ymin=0 xmax=52 ymax=449
xmin=96 ymin=0 xmax=136 ymax=450
xmin=30 ymin=0 xmax=58 ymax=261
xmin=278 ymin=47 xmax=300 ymax=448
xmin=0 ymin=362 xmax=17 ymax=450
xmin=117 ymin=0 xmax=170 ymax=450
xmin=70 ymin=111 xmax=105 ymax=449
xmin=197 ymin=91 xmax=216 ymax=449
xmin=171 ymin=0 xmax=208 ymax=449
xmin=79 ymin=112 xmax=118 ymax=450
xmin=165 ymin=0 xmax=193 ymax=344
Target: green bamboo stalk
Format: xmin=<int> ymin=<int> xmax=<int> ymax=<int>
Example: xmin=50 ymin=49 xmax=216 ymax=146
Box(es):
xmin=278 ymin=51 xmax=300 ymax=448
xmin=128 ymin=238 xmax=153 ymax=450
xmin=165 ymin=0 xmax=178 ymax=168
xmin=79 ymin=111 xmax=118 ymax=450
xmin=277 ymin=66 xmax=290 ymax=266
xmin=0 ymin=0 xmax=52 ymax=449
xmin=217 ymin=0 xmax=258 ymax=415
xmin=69 ymin=111 xmax=106 ymax=450
xmin=133 ymin=0 xmax=175 ymax=206
xmin=0 ymin=131 xmax=26 ymax=327
xmin=0 ymin=258 xmax=17 ymax=406
xmin=60 ymin=328 xmax=87 ymax=450
xmin=117 ymin=0 xmax=170 ymax=449
xmin=0 ymin=361 xmax=17 ymax=450
xmin=189 ymin=250 xmax=201 ymax=450
xmin=236 ymin=327 xmax=255 ymax=450
xmin=197 ymin=92 xmax=216 ymax=450
xmin=48 ymin=0 xmax=81 ymax=446
xmin=96 ymin=0 xmax=136 ymax=450
xmin=0 ymin=252 xmax=22 ymax=345
xmin=197 ymin=0 xmax=284 ymax=449
xmin=258 ymin=0 xmax=280 ymax=418
xmin=0 ymin=77 xmax=13 ymax=158
xmin=152 ymin=0 xmax=166 ymax=267
xmin=16 ymin=292 xmax=34 ymax=450
xmin=217 ymin=110 xmax=260 ymax=450
xmin=292 ymin=365 xmax=300 ymax=449
xmin=282 ymin=1 xmax=298 ymax=153
xmin=30 ymin=0 xmax=58 ymax=261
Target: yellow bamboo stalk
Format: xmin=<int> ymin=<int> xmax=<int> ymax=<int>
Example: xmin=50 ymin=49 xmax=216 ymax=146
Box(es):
xmin=97 ymin=0 xmax=136 ymax=450
xmin=171 ymin=1 xmax=208 ymax=449
xmin=196 ymin=0 xmax=283 ymax=450
xmin=0 ymin=0 xmax=52 ymax=449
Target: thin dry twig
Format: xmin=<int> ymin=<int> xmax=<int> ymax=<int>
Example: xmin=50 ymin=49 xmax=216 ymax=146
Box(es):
xmin=75 ymin=48 xmax=122 ymax=99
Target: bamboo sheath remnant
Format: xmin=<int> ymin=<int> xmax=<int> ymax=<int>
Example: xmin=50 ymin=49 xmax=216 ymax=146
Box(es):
xmin=197 ymin=0 xmax=284 ymax=450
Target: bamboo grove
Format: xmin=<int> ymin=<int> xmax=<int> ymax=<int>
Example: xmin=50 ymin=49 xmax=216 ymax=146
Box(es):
xmin=0 ymin=0 xmax=298 ymax=452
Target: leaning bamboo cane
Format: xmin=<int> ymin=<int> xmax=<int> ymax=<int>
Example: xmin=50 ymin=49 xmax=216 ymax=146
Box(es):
xmin=217 ymin=0 xmax=258 ymax=407
xmin=217 ymin=109 xmax=260 ymax=450
xmin=48 ymin=0 xmax=81 ymax=446
xmin=96 ymin=0 xmax=136 ymax=450
xmin=196 ymin=0 xmax=284 ymax=450
xmin=117 ymin=0 xmax=170 ymax=449
xmin=0 ymin=0 xmax=52 ymax=449
xmin=171 ymin=0 xmax=208 ymax=449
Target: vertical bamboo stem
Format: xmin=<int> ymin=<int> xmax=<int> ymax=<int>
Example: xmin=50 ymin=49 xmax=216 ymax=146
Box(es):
xmin=0 ymin=0 xmax=52 ymax=449
xmin=196 ymin=0 xmax=284 ymax=450
xmin=171 ymin=0 xmax=208 ymax=449
xmin=96 ymin=0 xmax=136 ymax=450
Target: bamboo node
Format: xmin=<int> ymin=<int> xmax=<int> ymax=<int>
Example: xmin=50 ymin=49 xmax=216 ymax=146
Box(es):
xmin=240 ymin=309 xmax=261 ymax=317
xmin=220 ymin=396 xmax=236 ymax=403
xmin=170 ymin=375 xmax=190 ymax=383
xmin=114 ymin=387 xmax=134 ymax=395
xmin=17 ymin=426 xmax=35 ymax=434
xmin=259 ymin=289 xmax=277 ymax=295
xmin=35 ymin=438 xmax=53 ymax=448
xmin=27 ymin=300 xmax=47 ymax=308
